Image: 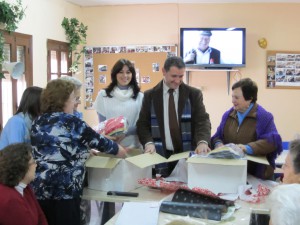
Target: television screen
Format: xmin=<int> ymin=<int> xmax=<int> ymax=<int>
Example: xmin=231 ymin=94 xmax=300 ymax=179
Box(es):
xmin=180 ymin=28 xmax=246 ymax=69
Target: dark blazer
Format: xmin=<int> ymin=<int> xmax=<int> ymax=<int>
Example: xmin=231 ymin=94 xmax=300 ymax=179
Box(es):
xmin=136 ymin=81 xmax=211 ymax=152
xmin=185 ymin=47 xmax=221 ymax=64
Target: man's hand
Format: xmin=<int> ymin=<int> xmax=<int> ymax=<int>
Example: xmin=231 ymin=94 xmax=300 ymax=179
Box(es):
xmin=144 ymin=143 xmax=156 ymax=154
xmin=194 ymin=142 xmax=211 ymax=155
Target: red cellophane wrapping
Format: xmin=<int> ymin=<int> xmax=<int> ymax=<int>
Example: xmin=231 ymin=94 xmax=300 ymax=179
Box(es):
xmin=96 ymin=116 xmax=128 ymax=137
xmin=138 ymin=178 xmax=219 ymax=198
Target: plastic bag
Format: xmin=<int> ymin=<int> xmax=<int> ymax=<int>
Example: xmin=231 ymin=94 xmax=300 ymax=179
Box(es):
xmin=95 ymin=116 xmax=128 ymax=137
xmin=207 ymin=143 xmax=245 ymax=159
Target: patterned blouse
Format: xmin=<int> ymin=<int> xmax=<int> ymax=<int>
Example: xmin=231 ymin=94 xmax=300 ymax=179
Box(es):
xmin=31 ymin=112 xmax=118 ymax=200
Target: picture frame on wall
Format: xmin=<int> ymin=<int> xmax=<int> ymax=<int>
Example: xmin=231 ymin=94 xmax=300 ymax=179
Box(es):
xmin=266 ymin=50 xmax=300 ymax=89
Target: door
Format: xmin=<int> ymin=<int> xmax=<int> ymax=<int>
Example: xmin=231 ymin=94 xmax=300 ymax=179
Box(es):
xmin=0 ymin=31 xmax=33 ymax=133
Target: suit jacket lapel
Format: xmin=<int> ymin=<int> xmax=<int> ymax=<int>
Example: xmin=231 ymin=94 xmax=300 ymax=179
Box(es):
xmin=178 ymin=83 xmax=189 ymax=119
xmin=153 ymin=81 xmax=165 ymax=139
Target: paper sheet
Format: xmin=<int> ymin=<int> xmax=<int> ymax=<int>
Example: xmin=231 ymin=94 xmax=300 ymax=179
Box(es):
xmin=116 ymin=202 xmax=160 ymax=225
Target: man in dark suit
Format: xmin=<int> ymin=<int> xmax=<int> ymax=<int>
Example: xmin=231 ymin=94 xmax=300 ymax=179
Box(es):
xmin=184 ymin=30 xmax=221 ymax=64
xmin=136 ymin=56 xmax=211 ymax=176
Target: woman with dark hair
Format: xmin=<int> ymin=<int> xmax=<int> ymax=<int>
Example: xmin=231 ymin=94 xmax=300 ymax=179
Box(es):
xmin=94 ymin=58 xmax=143 ymax=149
xmin=0 ymin=143 xmax=48 ymax=225
xmin=94 ymin=59 xmax=143 ymax=224
xmin=211 ymin=78 xmax=282 ymax=180
xmin=0 ymin=86 xmax=43 ymax=150
xmin=31 ymin=79 xmax=127 ymax=225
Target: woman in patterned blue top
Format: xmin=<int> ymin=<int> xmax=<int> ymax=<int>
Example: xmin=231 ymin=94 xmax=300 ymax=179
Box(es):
xmin=31 ymin=79 xmax=127 ymax=225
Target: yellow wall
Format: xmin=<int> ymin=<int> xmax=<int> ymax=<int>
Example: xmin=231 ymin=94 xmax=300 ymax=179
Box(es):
xmin=9 ymin=0 xmax=82 ymax=85
xmin=12 ymin=1 xmax=300 ymax=141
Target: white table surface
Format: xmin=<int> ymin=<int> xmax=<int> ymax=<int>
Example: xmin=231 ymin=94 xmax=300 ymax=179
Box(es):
xmin=82 ymin=186 xmax=174 ymax=203
xmin=104 ymin=195 xmax=270 ymax=225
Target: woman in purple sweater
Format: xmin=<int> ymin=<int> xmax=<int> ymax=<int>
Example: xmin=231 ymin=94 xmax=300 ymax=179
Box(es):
xmin=0 ymin=143 xmax=48 ymax=225
xmin=211 ymin=78 xmax=282 ymax=180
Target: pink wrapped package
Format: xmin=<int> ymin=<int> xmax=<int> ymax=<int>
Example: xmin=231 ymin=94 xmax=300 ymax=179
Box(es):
xmin=96 ymin=116 xmax=128 ymax=137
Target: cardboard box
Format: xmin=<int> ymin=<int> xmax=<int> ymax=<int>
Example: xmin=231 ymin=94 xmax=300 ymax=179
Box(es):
xmin=86 ymin=151 xmax=190 ymax=192
xmin=186 ymin=148 xmax=269 ymax=194
xmin=187 ymin=157 xmax=247 ymax=194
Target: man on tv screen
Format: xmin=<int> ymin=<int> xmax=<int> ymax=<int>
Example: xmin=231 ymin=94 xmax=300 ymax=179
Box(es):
xmin=183 ymin=30 xmax=221 ymax=65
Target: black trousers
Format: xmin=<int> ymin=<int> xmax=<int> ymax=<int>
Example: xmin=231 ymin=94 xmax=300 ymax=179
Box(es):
xmin=154 ymin=150 xmax=178 ymax=177
xmin=165 ymin=150 xmax=178 ymax=175
xmin=38 ymin=198 xmax=81 ymax=225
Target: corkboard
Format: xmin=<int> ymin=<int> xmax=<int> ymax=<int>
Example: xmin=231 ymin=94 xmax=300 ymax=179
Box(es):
xmin=84 ymin=45 xmax=177 ymax=109
xmin=266 ymin=50 xmax=300 ymax=89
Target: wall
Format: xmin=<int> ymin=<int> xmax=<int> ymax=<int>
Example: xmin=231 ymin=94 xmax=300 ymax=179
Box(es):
xmin=12 ymin=1 xmax=300 ymax=141
xmin=81 ymin=3 xmax=300 ymax=141
xmin=7 ymin=0 xmax=82 ymax=86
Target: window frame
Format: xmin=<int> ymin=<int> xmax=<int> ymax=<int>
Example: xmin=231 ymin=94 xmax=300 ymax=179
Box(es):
xmin=47 ymin=39 xmax=71 ymax=81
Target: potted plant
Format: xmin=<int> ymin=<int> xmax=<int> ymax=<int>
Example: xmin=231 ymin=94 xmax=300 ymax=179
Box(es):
xmin=61 ymin=17 xmax=88 ymax=74
xmin=0 ymin=0 xmax=26 ymax=78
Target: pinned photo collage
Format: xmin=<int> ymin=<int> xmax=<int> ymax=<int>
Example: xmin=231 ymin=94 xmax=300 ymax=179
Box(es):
xmin=83 ymin=45 xmax=177 ymax=108
xmin=267 ymin=52 xmax=300 ymax=88
xmin=92 ymin=45 xmax=174 ymax=54
xmin=84 ymin=47 xmax=95 ymax=109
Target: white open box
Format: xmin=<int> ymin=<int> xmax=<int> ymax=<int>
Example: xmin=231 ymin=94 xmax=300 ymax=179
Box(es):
xmin=187 ymin=154 xmax=269 ymax=194
xmin=86 ymin=151 xmax=190 ymax=192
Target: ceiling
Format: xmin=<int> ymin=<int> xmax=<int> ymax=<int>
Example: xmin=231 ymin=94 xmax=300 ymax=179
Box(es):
xmin=66 ymin=0 xmax=300 ymax=7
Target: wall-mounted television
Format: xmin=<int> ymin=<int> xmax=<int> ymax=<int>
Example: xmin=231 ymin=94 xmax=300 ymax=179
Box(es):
xmin=180 ymin=27 xmax=246 ymax=69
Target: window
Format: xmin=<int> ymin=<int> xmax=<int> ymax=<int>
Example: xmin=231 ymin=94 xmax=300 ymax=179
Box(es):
xmin=0 ymin=31 xmax=33 ymax=133
xmin=47 ymin=39 xmax=71 ymax=81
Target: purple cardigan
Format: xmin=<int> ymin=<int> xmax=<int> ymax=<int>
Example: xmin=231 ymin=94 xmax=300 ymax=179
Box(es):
xmin=211 ymin=104 xmax=282 ymax=169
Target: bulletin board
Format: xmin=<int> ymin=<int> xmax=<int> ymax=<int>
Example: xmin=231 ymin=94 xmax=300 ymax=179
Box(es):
xmin=266 ymin=50 xmax=300 ymax=89
xmin=83 ymin=45 xmax=177 ymax=109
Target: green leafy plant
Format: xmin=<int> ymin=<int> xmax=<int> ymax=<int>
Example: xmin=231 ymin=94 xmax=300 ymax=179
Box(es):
xmin=61 ymin=17 xmax=88 ymax=73
xmin=0 ymin=0 xmax=26 ymax=78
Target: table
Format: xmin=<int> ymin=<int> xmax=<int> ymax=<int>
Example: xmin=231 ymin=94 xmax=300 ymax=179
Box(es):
xmin=82 ymin=186 xmax=174 ymax=203
xmin=104 ymin=197 xmax=270 ymax=225
xmin=83 ymin=186 xmax=271 ymax=225
xmin=83 ymin=186 xmax=174 ymax=224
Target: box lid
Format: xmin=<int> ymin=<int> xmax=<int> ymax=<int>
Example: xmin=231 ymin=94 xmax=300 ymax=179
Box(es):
xmin=167 ymin=151 xmax=191 ymax=162
xmin=246 ymin=155 xmax=269 ymax=165
xmin=187 ymin=157 xmax=247 ymax=166
xmin=85 ymin=156 xmax=122 ymax=169
xmin=86 ymin=151 xmax=192 ymax=169
xmin=125 ymin=152 xmax=166 ymax=168
xmin=126 ymin=151 xmax=191 ymax=168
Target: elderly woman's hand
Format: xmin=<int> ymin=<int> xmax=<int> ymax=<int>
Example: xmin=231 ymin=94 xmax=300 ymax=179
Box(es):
xmin=89 ymin=149 xmax=100 ymax=156
xmin=214 ymin=142 xmax=224 ymax=149
xmin=237 ymin=144 xmax=247 ymax=153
